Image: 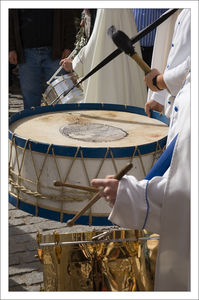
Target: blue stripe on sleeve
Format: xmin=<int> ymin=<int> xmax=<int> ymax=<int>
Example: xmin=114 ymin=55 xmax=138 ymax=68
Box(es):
xmin=142 ymin=134 xmax=178 ymax=228
xmin=142 ymin=180 xmax=150 ymax=229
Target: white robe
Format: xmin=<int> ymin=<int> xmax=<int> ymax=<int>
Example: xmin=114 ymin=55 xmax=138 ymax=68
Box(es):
xmin=108 ymin=9 xmax=191 ymax=291
xmin=72 ymin=9 xmax=147 ymax=107
xmin=147 ymin=9 xmax=190 ymax=122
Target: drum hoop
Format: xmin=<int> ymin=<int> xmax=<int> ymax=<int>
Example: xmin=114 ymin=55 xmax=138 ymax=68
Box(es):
xmin=10 ymin=142 xmax=164 ymax=160
xmin=9 ymin=103 xmax=168 ymax=159
xmin=9 ymin=193 xmax=112 ymax=225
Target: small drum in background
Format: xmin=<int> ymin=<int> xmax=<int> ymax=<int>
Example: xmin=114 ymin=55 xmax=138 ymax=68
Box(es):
xmin=9 ymin=103 xmax=168 ymax=225
xmin=36 ymin=228 xmax=159 ymax=291
xmin=42 ymin=73 xmax=84 ymax=105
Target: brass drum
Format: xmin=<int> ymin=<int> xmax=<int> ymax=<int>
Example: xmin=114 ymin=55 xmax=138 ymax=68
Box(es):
xmin=37 ymin=228 xmax=159 ymax=291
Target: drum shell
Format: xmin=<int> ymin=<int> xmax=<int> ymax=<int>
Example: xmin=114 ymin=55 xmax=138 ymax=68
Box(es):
xmin=9 ymin=103 xmax=168 ymax=224
xmin=37 ymin=229 xmax=159 ymax=291
xmin=43 ymin=73 xmax=84 ymax=105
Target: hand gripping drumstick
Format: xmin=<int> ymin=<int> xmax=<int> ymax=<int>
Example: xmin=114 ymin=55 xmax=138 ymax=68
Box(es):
xmin=46 ymin=49 xmax=76 ymax=85
xmin=108 ymin=26 xmax=151 ymax=75
xmin=66 ymin=162 xmax=133 ymax=227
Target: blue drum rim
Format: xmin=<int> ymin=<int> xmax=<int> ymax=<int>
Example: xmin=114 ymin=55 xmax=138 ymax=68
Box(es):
xmin=9 ymin=103 xmax=169 ymax=158
xmin=9 ymin=193 xmax=113 ymax=226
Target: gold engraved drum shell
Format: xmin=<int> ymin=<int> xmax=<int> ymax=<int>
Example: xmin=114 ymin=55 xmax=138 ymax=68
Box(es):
xmin=37 ymin=229 xmax=159 ymax=291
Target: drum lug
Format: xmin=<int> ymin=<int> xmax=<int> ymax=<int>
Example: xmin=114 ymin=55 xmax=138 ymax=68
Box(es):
xmin=36 ymin=248 xmax=43 ymax=262
xmin=138 ymin=243 xmax=142 ymax=258
xmin=42 ymin=93 xmax=48 ymax=106
xmin=36 ymin=232 xmax=44 ymax=262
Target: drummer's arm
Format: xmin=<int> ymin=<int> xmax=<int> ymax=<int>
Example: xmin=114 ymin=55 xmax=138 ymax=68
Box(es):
xmin=59 ymin=46 xmax=85 ymax=78
xmin=145 ymin=57 xmax=190 ymax=118
xmin=144 ymin=68 xmax=167 ymax=92
xmin=92 ymin=174 xmax=167 ymax=234
xmin=145 ymin=100 xmax=164 ymax=118
xmin=144 ymin=69 xmax=167 ymax=117
xmin=108 ymin=175 xmax=167 ymax=234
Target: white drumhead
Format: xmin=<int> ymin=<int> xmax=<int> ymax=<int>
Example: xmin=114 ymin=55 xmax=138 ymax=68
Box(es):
xmin=10 ymin=110 xmax=168 ymax=148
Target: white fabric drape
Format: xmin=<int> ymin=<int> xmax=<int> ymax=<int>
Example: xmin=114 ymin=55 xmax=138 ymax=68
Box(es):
xmin=72 ymin=9 xmax=147 ymax=107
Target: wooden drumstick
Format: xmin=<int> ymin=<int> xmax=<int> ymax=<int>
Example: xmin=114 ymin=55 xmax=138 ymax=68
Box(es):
xmin=66 ymin=162 xmax=133 ymax=227
xmin=109 ymin=27 xmax=151 ymax=75
xmin=54 ymin=181 xmax=99 ymax=193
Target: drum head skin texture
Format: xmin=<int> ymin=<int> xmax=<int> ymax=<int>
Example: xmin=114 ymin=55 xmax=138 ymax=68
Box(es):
xmin=10 ymin=109 xmax=168 ymax=148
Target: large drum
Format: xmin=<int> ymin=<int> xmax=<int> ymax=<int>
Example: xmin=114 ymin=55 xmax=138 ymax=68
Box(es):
xmin=37 ymin=228 xmax=159 ymax=291
xmin=9 ymin=103 xmax=168 ymax=225
xmin=42 ymin=73 xmax=84 ymax=105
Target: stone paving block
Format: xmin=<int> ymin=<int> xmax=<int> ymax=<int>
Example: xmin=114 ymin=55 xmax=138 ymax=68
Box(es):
xmin=9 ymin=209 xmax=31 ymax=219
xmin=9 ymin=274 xmax=26 ymax=286
xmin=25 ymin=271 xmax=43 ymax=286
xmin=11 ymin=233 xmax=34 ymax=244
xmin=9 ymin=261 xmax=41 ymax=276
xmin=37 ymin=220 xmax=66 ymax=231
xmin=9 ymin=254 xmax=20 ymax=266
xmin=28 ymin=284 xmax=41 ymax=291
xmin=9 ymin=284 xmax=27 ymax=291
xmin=9 ymin=242 xmax=27 ymax=253
xmin=25 ymin=240 xmax=38 ymax=251
xmin=9 ymin=203 xmax=17 ymax=210
xmin=24 ymin=215 xmax=47 ymax=225
xmin=9 ymin=218 xmax=26 ymax=226
xmin=19 ymin=250 xmax=39 ymax=264
xmin=9 ymin=226 xmax=24 ymax=236
xmin=15 ymin=224 xmax=40 ymax=234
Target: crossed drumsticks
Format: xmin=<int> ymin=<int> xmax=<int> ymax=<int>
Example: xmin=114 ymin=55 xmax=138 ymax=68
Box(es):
xmin=54 ymin=163 xmax=133 ymax=227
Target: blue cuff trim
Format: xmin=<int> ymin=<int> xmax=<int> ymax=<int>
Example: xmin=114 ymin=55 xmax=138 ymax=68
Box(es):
xmin=142 ymin=180 xmax=150 ymax=229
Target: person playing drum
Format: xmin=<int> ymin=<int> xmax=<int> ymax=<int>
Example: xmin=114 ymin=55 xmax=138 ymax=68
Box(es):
xmin=91 ymin=9 xmax=191 ymax=291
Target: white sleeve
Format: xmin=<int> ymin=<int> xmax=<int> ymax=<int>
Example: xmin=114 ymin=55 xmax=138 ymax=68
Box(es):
xmin=149 ymin=89 xmax=169 ymax=105
xmin=163 ymin=56 xmax=190 ymax=96
xmin=108 ymin=175 xmax=167 ymax=234
xmin=72 ymin=47 xmax=85 ymax=78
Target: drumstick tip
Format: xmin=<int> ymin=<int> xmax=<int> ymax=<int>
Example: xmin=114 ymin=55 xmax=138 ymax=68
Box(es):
xmin=66 ymin=219 xmax=74 ymax=227
xmin=53 ymin=180 xmax=61 ymax=186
